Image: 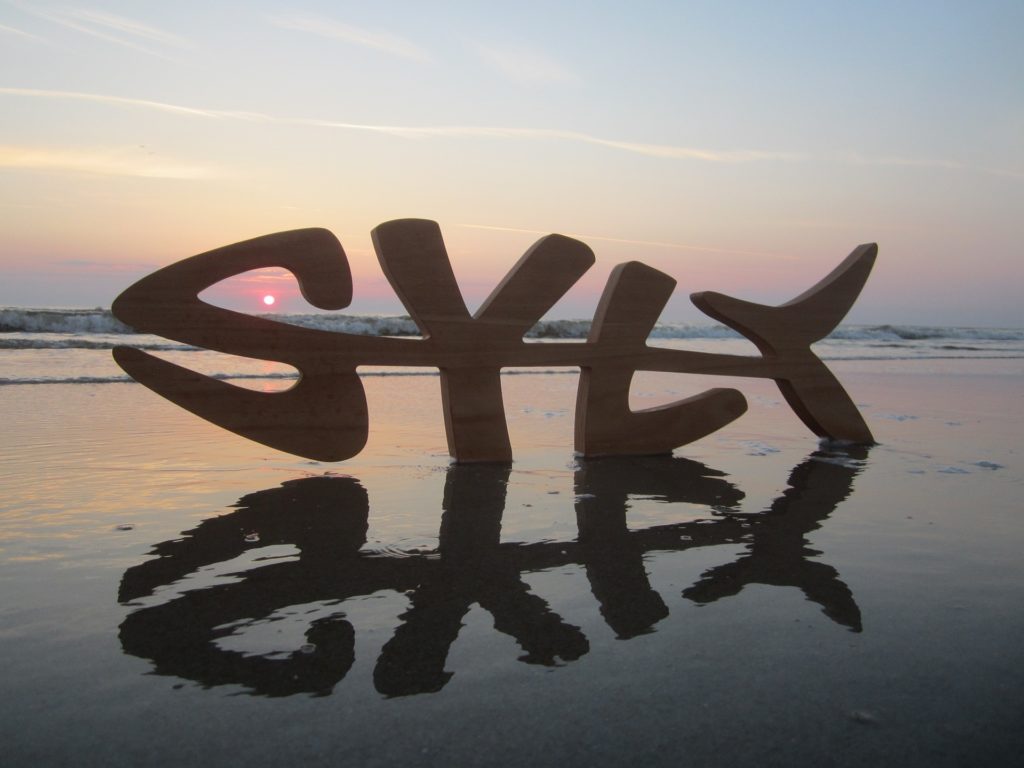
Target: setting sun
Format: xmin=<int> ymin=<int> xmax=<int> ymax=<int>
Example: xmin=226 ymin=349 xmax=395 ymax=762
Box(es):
xmin=262 ymin=294 xmax=275 ymax=307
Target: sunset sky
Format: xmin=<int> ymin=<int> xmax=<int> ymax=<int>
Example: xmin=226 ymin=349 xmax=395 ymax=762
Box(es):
xmin=1 ymin=1 xmax=1021 ymax=326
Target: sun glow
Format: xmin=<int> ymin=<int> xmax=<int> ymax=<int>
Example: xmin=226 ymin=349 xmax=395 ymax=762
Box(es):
xmin=262 ymin=294 xmax=275 ymax=306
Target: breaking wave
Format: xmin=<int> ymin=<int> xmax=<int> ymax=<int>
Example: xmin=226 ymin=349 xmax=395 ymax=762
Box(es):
xmin=2 ymin=307 xmax=1021 ymax=344
xmin=0 ymin=308 xmax=134 ymax=335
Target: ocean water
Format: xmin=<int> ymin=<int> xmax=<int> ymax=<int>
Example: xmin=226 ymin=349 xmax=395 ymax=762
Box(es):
xmin=2 ymin=307 xmax=1023 ymax=766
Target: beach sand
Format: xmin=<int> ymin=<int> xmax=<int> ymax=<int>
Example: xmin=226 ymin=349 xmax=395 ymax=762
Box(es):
xmin=2 ymin=357 xmax=1022 ymax=766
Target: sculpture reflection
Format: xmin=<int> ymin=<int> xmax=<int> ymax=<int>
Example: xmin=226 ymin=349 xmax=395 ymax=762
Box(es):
xmin=575 ymin=451 xmax=865 ymax=634
xmin=119 ymin=447 xmax=868 ymax=697
xmin=375 ymin=464 xmax=590 ymax=696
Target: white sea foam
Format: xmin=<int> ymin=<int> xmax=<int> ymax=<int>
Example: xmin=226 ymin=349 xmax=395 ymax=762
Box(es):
xmin=3 ymin=307 xmax=1022 ymax=343
xmin=2 ymin=306 xmax=1022 ymax=385
xmin=0 ymin=334 xmax=192 ymax=351
xmin=740 ymin=440 xmax=782 ymax=456
xmin=828 ymin=324 xmax=1024 ymax=342
xmin=0 ymin=308 xmax=133 ymax=334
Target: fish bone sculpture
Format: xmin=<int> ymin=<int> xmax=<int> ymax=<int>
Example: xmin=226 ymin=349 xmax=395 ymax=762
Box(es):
xmin=111 ymin=219 xmax=876 ymax=462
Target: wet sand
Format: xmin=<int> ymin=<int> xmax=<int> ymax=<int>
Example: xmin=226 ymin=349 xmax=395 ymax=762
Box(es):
xmin=1 ymin=359 xmax=1022 ymax=766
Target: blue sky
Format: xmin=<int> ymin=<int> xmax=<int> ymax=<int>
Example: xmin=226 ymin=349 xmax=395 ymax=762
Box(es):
xmin=1 ymin=1 xmax=1021 ymax=325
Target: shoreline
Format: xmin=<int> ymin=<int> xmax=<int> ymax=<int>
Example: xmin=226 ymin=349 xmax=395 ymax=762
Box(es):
xmin=1 ymin=358 xmax=1022 ymax=766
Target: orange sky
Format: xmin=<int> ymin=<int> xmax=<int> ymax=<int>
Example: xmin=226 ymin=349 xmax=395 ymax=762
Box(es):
xmin=1 ymin=2 xmax=1022 ymax=326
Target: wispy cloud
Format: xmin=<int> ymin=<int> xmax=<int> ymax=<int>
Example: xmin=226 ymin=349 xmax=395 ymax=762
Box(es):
xmin=840 ymin=151 xmax=1024 ymax=181
xmin=474 ymin=42 xmax=578 ymax=85
xmin=12 ymin=3 xmax=189 ymax=57
xmin=5 ymin=86 xmax=1011 ymax=179
xmin=0 ymin=22 xmax=44 ymax=41
xmin=0 ymin=86 xmax=818 ymax=166
xmin=0 ymin=145 xmax=220 ymax=179
xmin=268 ymin=13 xmax=429 ymax=61
xmin=0 ymin=87 xmax=238 ymax=118
xmin=277 ymin=117 xmax=801 ymax=162
xmin=460 ymin=224 xmax=787 ymax=259
xmin=71 ymin=8 xmax=188 ymax=45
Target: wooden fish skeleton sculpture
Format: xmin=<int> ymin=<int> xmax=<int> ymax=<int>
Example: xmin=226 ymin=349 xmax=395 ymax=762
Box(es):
xmin=111 ymin=219 xmax=876 ymax=463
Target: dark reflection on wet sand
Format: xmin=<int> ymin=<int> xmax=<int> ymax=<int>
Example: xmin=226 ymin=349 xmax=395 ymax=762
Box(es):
xmin=119 ymin=446 xmax=868 ymax=697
